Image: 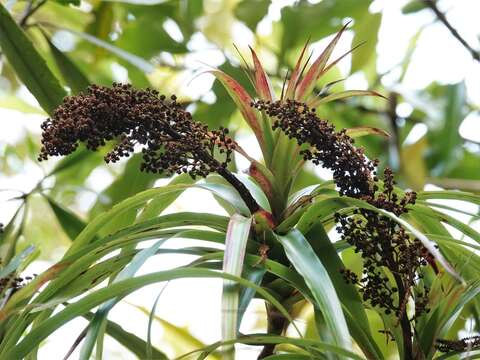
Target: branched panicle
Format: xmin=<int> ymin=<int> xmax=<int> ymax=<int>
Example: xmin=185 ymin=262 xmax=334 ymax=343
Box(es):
xmin=436 ymin=336 xmax=480 ymax=353
xmin=251 ymin=99 xmax=428 ymax=321
xmin=39 ymin=83 xmax=234 ymax=179
xmin=335 ymin=169 xmax=427 ymax=317
xmin=252 ymin=99 xmax=376 ymax=197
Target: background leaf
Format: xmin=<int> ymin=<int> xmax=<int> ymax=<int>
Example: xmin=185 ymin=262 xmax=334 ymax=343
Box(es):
xmin=0 ymin=4 xmax=66 ymax=114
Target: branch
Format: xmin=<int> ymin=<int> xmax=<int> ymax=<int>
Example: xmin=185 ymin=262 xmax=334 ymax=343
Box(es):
xmin=19 ymin=0 xmax=46 ymax=27
xmin=423 ymin=0 xmax=480 ymax=63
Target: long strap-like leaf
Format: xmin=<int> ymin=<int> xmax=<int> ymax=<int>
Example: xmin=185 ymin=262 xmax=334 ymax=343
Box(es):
xmin=5 ymin=269 xmax=292 ymax=360
xmin=78 ymin=235 xmax=171 ymax=359
xmin=0 ymin=4 xmax=66 ymax=114
xmin=221 ymin=214 xmax=252 ymax=359
xmin=276 ymin=229 xmax=352 ymax=352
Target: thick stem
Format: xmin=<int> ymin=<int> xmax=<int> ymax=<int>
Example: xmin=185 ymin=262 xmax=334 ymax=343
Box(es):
xmin=216 ymin=165 xmax=261 ymax=214
xmin=387 ymin=92 xmax=401 ymax=171
xmin=393 ymin=273 xmax=414 ymax=360
xmin=257 ymin=305 xmax=287 ymax=359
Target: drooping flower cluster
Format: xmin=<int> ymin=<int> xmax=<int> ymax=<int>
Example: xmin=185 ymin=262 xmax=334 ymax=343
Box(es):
xmin=39 ymin=83 xmax=234 ymax=179
xmin=252 ymin=99 xmax=377 ymax=197
xmin=335 ymin=170 xmax=429 ymax=316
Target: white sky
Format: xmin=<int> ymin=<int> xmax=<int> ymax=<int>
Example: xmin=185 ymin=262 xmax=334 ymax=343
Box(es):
xmin=1 ymin=0 xmax=480 ymax=358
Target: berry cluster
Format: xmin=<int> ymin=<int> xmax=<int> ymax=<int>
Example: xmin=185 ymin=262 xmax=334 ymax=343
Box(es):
xmin=252 ymin=99 xmax=430 ymax=319
xmin=436 ymin=336 xmax=480 ymax=353
xmin=252 ymin=99 xmax=376 ymax=197
xmin=39 ymin=83 xmax=234 ymax=179
xmin=0 ymin=273 xmax=34 ymax=294
xmin=335 ymin=169 xmax=428 ymax=316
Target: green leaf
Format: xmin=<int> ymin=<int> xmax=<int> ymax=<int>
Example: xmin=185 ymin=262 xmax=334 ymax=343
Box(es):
xmin=45 ymin=196 xmax=86 ymax=241
xmin=428 ymin=82 xmax=467 ymax=175
xmin=52 ymin=26 xmax=155 ymax=73
xmin=276 ymin=229 xmax=351 ymax=350
xmin=196 ymin=181 xmax=251 ymax=216
xmin=0 ymin=204 xmax=27 ymax=264
xmin=88 ymin=154 xmax=160 ymax=234
xmin=262 ymin=356 xmax=313 ymax=360
xmin=5 ymin=268 xmax=294 ymax=360
xmin=237 ymin=266 xmax=266 ymax=327
xmin=53 ymin=0 xmax=81 ymax=6
xmin=221 ymin=214 xmax=252 ymax=359
xmin=79 ymin=234 xmax=170 ymax=360
xmin=136 ymin=173 xmax=195 ymax=222
xmin=418 ymin=190 xmax=480 ymax=205
xmin=206 ymin=173 xmax=271 ymax=213
xmin=0 ymin=4 xmax=66 ymax=114
xmin=280 ymin=1 xmax=370 ymax=57
xmin=411 ymin=204 xmax=480 ymax=245
xmin=248 ymin=161 xmax=283 ymax=210
xmin=185 ymin=335 xmax=363 ymax=360
xmin=44 ymin=35 xmax=89 ymax=94
xmin=297 ymin=196 xmax=462 ymax=281
xmin=67 ymin=184 xmax=191 ymax=254
xmin=145 ymin=287 xmax=167 ymax=360
xmin=116 ymin=12 xmax=187 ymax=59
xmin=234 ymin=0 xmax=270 ymax=31
xmin=345 ymin=126 xmax=390 ymax=139
xmin=399 ymin=28 xmax=423 ymax=81
xmin=351 ymin=11 xmax=382 ymax=74
xmin=402 ymin=1 xmax=429 ymax=14
xmin=309 ymin=90 xmax=386 ymax=107
xmin=132 ymin=303 xmax=213 ymax=359
xmin=82 ymin=314 xmax=168 ymax=360
xmin=0 ymin=95 xmax=45 ymax=114
xmin=305 ymin=223 xmax=383 ymax=360
xmin=45 ymin=147 xmax=98 ymax=177
xmin=401 ymin=136 xmax=428 ymax=190
xmin=3 ymin=228 xmax=227 ymax=322
xmin=0 ymin=245 xmax=35 ymax=280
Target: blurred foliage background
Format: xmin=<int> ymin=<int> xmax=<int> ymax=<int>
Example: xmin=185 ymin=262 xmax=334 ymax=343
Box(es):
xmin=0 ymin=0 xmax=479 ymax=357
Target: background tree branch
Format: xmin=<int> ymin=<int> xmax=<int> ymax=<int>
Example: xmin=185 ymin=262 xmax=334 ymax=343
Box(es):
xmin=423 ymin=0 xmax=480 ymax=62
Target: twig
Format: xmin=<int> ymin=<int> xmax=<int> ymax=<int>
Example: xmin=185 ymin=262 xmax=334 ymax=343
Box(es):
xmin=423 ymin=0 xmax=480 ymax=63
xmin=387 ymin=92 xmax=401 ymax=169
xmin=19 ymin=0 xmax=46 ymax=27
xmin=19 ymin=0 xmax=33 ymax=27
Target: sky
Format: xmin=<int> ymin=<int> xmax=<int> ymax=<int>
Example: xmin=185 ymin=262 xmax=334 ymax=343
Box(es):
xmin=0 ymin=0 xmax=479 ymax=358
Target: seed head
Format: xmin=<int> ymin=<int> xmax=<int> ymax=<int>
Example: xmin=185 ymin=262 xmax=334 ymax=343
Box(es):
xmin=252 ymin=99 xmax=376 ymax=197
xmin=335 ymin=169 xmax=425 ymax=317
xmin=39 ymin=83 xmax=235 ymax=179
